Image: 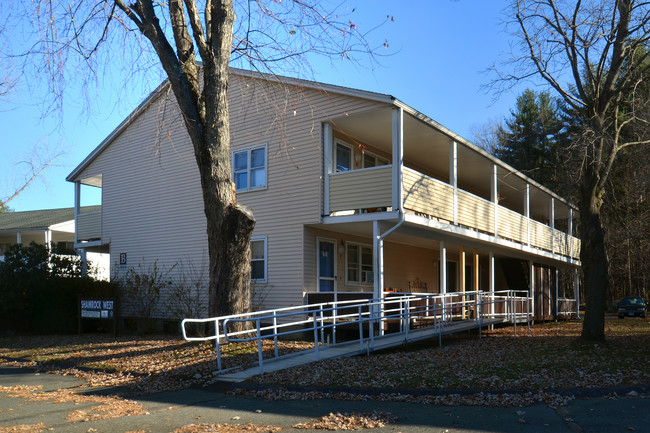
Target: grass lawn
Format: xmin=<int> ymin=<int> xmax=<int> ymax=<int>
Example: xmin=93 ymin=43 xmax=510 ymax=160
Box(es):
xmin=1 ymin=318 xmax=648 ymax=397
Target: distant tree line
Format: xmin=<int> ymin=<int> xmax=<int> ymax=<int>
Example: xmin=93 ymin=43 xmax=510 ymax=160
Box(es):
xmin=474 ymin=88 xmax=650 ymax=304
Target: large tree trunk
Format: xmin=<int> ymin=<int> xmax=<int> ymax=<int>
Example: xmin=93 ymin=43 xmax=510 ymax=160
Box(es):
xmin=197 ymin=1 xmax=256 ymax=321
xmin=580 ymin=180 xmax=609 ymax=341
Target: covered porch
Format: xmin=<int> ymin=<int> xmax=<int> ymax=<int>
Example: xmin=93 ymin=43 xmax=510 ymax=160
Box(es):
xmin=307 ymin=215 xmax=579 ymax=322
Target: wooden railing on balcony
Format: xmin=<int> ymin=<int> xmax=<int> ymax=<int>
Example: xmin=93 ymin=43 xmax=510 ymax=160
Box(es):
xmin=77 ymin=211 xmax=102 ymax=241
xmin=328 ymin=165 xmax=580 ymax=260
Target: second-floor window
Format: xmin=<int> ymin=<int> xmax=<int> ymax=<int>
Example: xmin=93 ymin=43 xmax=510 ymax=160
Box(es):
xmin=335 ymin=142 xmax=352 ymax=172
xmin=363 ymin=151 xmax=389 ymax=168
xmin=233 ymin=144 xmax=267 ymax=192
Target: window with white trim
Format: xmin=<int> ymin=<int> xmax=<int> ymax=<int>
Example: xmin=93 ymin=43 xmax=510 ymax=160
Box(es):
xmin=251 ymin=237 xmax=267 ymax=282
xmin=233 ymin=144 xmax=267 ymax=192
xmin=362 ymin=151 xmax=389 ymax=168
xmin=346 ymin=242 xmax=373 ymax=285
xmin=335 ymin=142 xmax=352 ymax=172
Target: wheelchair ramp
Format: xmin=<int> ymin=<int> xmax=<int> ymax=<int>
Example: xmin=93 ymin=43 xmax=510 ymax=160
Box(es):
xmin=217 ymin=317 xmax=507 ymax=382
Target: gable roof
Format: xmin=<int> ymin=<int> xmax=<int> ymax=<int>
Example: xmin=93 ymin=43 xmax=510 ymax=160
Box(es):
xmin=0 ymin=206 xmax=101 ymax=231
xmin=66 ymin=68 xmax=396 ymax=184
xmin=65 ymin=68 xmax=577 ymax=211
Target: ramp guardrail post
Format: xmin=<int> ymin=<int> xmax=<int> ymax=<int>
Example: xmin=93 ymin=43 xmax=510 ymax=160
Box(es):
xmin=257 ymin=318 xmax=264 ymax=375
xmin=273 ymin=311 xmax=279 ymax=358
xmin=215 ymin=318 xmax=222 ymax=371
xmin=358 ymin=305 xmax=364 ymax=352
xmin=313 ymin=312 xmax=320 ymax=361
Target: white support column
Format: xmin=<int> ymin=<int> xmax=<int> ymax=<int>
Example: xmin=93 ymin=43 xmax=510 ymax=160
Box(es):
xmin=525 ymin=184 xmax=531 ymax=246
xmin=74 ymin=181 xmax=81 ymax=244
xmin=491 ymin=165 xmax=498 ymax=236
xmin=44 ymin=230 xmax=52 ymax=248
xmin=549 ymin=198 xmax=555 ymax=253
xmin=16 ymin=232 xmax=22 ymax=245
xmin=73 ymin=181 xmax=88 ymax=277
xmin=555 ymin=268 xmax=559 ymax=321
xmin=392 ymin=108 xmax=404 ymax=212
xmin=568 ymin=209 xmax=574 ymax=259
xmin=323 ymin=123 xmax=333 ymax=216
xmin=373 ymin=220 xmax=385 ymax=336
xmin=450 ymin=141 xmax=458 ymax=225
xmin=440 ymin=241 xmax=447 ymax=295
xmin=489 ymin=251 xmax=495 ymax=317
xmin=529 ymin=261 xmax=535 ymax=323
xmin=373 ymin=220 xmax=383 ymax=301
xmin=574 ymin=268 xmax=580 ymax=318
xmin=472 ymin=249 xmax=479 ymax=292
xmin=459 ymin=245 xmax=466 ymax=318
xmin=80 ymin=248 xmax=87 ymax=277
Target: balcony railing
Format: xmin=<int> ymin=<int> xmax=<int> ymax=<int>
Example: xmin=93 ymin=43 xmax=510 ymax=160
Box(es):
xmin=77 ymin=211 xmax=102 ymax=241
xmin=328 ymin=166 xmax=580 ymax=260
xmin=329 ymin=165 xmax=392 ymax=212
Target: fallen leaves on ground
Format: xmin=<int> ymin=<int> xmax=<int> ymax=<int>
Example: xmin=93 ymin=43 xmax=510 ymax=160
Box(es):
xmin=0 ymin=335 xmax=311 ymax=394
xmin=0 ymin=423 xmax=45 ymax=433
xmin=0 ymin=319 xmax=648 ymax=407
xmin=293 ymin=411 xmax=396 ymax=430
xmin=230 ymin=387 xmax=574 ymax=408
xmin=249 ymin=319 xmax=650 ymax=394
xmin=0 ymin=385 xmax=147 ymax=422
xmin=173 ymin=423 xmax=281 ymax=432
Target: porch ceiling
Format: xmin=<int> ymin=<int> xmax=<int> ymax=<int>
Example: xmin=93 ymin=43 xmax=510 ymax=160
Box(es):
xmin=80 ymin=174 xmax=102 ymax=188
xmin=330 ymin=107 xmax=575 ymax=223
xmin=315 ymin=219 xmax=576 ymax=268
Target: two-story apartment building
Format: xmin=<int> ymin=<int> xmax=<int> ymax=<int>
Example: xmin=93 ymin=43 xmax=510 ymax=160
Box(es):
xmin=67 ymin=69 xmax=580 ymax=322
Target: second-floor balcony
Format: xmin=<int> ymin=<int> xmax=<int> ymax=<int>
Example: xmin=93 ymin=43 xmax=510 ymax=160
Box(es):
xmin=323 ymin=105 xmax=580 ymax=263
xmin=77 ymin=210 xmax=102 ymax=242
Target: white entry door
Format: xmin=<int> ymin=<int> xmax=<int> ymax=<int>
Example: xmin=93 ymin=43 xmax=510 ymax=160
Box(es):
xmin=318 ymin=239 xmax=336 ymax=292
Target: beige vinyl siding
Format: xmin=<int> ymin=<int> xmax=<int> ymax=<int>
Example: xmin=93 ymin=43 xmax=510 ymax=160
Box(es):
xmin=74 ymin=93 xmax=209 ymax=317
xmin=457 ymin=189 xmax=494 ymax=234
xmin=77 ymin=211 xmax=102 ymax=241
xmin=497 ymin=206 xmax=528 ymax=245
xmin=529 ymin=218 xmax=554 ymax=252
xmin=227 ymin=75 xmax=387 ymax=310
xmin=554 ymin=228 xmax=570 ymax=257
xmin=383 ymin=243 xmax=439 ymax=292
xmin=329 ymin=166 xmax=392 ymax=212
xmin=72 ymin=72 xmax=387 ymax=317
xmin=403 ymin=167 xmax=454 ymax=222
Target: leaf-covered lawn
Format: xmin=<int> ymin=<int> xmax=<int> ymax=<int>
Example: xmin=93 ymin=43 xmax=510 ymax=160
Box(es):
xmin=0 ymin=319 xmax=648 ymax=398
xmin=250 ymin=319 xmax=650 ymax=391
xmin=0 ymin=335 xmax=312 ymax=394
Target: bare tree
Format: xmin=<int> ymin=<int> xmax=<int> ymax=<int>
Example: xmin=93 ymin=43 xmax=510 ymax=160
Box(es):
xmin=495 ymin=0 xmax=650 ymax=340
xmin=17 ymin=1 xmax=389 ymax=320
xmin=1 ymin=144 xmax=63 ymax=212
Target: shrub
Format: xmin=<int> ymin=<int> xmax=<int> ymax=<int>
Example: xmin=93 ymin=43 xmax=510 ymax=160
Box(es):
xmin=0 ymin=242 xmax=118 ymax=334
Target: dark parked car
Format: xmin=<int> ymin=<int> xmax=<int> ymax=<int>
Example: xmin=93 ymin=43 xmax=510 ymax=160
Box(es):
xmin=617 ymin=297 xmax=647 ymax=319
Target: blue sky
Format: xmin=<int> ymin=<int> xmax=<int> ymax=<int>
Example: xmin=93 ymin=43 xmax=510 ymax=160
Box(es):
xmin=0 ymin=0 xmax=535 ymax=212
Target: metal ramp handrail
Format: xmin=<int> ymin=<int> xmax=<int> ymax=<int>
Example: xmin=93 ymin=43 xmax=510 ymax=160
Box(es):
xmin=182 ymin=290 xmax=531 ymax=374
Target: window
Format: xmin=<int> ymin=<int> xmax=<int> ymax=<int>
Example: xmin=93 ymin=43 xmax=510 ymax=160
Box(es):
xmin=346 ymin=242 xmax=373 ymax=285
xmin=335 ymin=142 xmax=352 ymax=172
xmin=233 ymin=144 xmax=267 ymax=192
xmin=363 ymin=151 xmax=389 ymax=168
xmin=251 ymin=237 xmax=267 ymax=282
